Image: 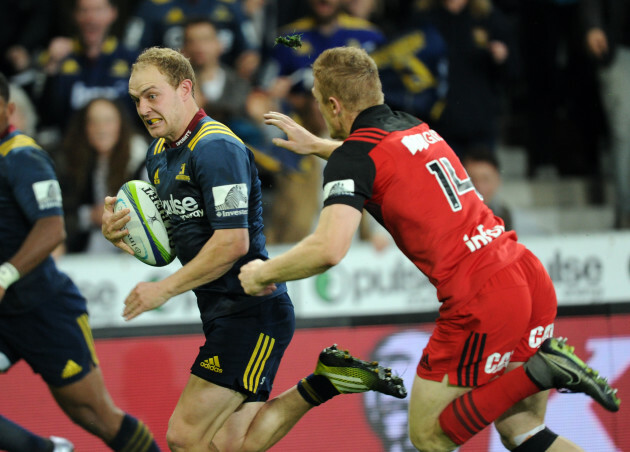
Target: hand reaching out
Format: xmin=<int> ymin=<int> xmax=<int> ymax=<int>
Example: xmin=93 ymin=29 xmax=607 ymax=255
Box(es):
xmin=263 ymin=111 xmax=320 ymax=155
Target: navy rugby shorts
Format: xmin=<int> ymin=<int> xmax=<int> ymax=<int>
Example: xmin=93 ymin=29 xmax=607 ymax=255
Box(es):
xmin=191 ymin=292 xmax=295 ymax=402
xmin=0 ymin=286 xmax=98 ymax=387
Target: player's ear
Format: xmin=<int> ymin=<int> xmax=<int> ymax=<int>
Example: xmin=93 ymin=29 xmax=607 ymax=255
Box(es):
xmin=7 ymin=101 xmax=16 ymax=118
xmin=329 ymin=96 xmax=342 ymax=116
xmin=180 ymin=79 xmax=194 ymax=100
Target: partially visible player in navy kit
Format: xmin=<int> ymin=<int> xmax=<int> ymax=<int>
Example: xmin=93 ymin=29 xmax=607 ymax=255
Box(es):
xmin=0 ymin=72 xmax=160 ymax=452
xmin=101 ymin=47 xmax=406 ymax=451
xmin=0 ymin=414 xmax=74 ymax=452
xmin=238 ymin=47 xmax=621 ymax=452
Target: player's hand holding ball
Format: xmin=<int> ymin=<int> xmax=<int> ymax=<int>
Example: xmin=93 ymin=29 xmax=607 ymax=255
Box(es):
xmin=102 ymin=196 xmax=135 ymax=256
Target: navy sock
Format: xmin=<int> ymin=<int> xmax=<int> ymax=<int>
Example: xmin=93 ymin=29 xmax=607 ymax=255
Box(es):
xmin=297 ymin=374 xmax=341 ymax=406
xmin=107 ymin=414 xmax=160 ymax=452
xmin=0 ymin=415 xmax=53 ymax=452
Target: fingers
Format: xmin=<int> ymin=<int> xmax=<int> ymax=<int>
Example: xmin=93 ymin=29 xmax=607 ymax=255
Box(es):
xmin=123 ymin=290 xmax=143 ymax=321
xmin=271 ymin=137 xmax=291 ymax=150
xmin=263 ymin=111 xmax=291 ymax=122
xmin=102 ymin=208 xmax=130 ymax=237
xmin=263 ymin=111 xmax=296 ymax=130
xmin=257 ymin=283 xmax=277 ymax=297
xmin=116 ymin=240 xmax=136 ymax=256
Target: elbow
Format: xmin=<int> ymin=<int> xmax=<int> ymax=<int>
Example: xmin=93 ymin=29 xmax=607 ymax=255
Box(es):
xmin=46 ymin=216 xmax=66 ymax=248
xmin=232 ymin=240 xmax=250 ymax=260
xmin=320 ymin=244 xmax=346 ymax=268
xmin=57 ymin=227 xmax=67 ymax=247
xmin=225 ymin=230 xmax=250 ymax=262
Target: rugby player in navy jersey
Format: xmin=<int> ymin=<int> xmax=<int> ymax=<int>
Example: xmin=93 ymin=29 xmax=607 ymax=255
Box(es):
xmin=101 ymin=46 xmax=406 ymax=451
xmin=0 ymin=72 xmax=160 ymax=451
xmin=238 ymin=47 xmax=621 ymax=452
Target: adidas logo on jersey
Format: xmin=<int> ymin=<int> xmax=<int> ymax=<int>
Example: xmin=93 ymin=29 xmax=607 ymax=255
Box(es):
xmin=463 ymin=224 xmax=505 ymax=253
xmin=200 ymin=356 xmax=223 ymax=373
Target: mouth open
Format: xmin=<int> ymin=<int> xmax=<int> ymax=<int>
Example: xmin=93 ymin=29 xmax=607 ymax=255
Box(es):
xmin=146 ymin=118 xmax=161 ymax=125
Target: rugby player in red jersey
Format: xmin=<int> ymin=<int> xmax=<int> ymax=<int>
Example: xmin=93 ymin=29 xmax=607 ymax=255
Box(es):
xmin=239 ymin=46 xmax=620 ymax=452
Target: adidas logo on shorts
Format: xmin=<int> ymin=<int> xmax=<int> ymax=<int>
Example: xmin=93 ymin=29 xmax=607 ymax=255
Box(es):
xmin=200 ymin=356 xmax=223 ymax=373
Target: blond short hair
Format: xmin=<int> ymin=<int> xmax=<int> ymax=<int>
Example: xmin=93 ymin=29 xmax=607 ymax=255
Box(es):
xmin=132 ymin=47 xmax=196 ymax=96
xmin=312 ymin=47 xmax=384 ymax=112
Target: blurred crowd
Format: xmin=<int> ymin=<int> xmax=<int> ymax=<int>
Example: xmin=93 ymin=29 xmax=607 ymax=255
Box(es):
xmin=3 ymin=0 xmax=629 ymax=254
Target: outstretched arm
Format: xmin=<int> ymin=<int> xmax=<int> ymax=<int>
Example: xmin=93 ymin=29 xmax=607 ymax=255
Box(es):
xmin=239 ymin=204 xmax=362 ymax=295
xmin=263 ymin=111 xmax=341 ymax=160
xmin=123 ymin=228 xmax=249 ymax=320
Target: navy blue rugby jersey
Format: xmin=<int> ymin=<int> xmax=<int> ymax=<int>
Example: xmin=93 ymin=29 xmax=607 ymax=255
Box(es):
xmin=145 ymin=111 xmax=287 ymax=321
xmin=0 ymin=128 xmax=81 ymax=315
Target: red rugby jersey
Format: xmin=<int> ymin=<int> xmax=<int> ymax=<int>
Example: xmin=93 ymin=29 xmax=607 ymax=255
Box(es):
xmin=322 ymin=104 xmax=525 ymax=305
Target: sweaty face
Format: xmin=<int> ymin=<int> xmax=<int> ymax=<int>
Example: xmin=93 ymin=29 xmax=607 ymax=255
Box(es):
xmin=129 ymin=65 xmax=185 ymax=142
xmin=86 ymin=99 xmax=121 ymax=155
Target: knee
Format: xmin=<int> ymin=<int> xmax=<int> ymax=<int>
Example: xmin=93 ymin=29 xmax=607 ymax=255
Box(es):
xmin=166 ymin=422 xmax=192 ymax=451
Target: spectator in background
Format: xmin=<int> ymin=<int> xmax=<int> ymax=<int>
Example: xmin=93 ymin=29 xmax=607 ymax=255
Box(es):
xmin=39 ymin=0 xmax=139 ymax=141
xmin=582 ymin=0 xmax=630 ymax=228
xmin=370 ymin=21 xmax=448 ymax=125
xmin=58 ymin=97 xmax=147 ymax=254
xmin=261 ymin=0 xmax=386 ymax=243
xmin=123 ymin=0 xmax=260 ymax=80
xmin=181 ymin=17 xmax=252 ymax=127
xmin=412 ymin=0 xmax=518 ymax=157
xmin=241 ymin=0 xmax=279 ymax=86
xmin=0 ymin=1 xmax=55 ymax=92
xmin=462 ymin=146 xmax=513 ymax=231
xmin=516 ymin=0 xmax=604 ymax=179
xmin=270 ymin=0 xmax=385 ymax=103
xmin=344 ymin=0 xmax=382 ymax=20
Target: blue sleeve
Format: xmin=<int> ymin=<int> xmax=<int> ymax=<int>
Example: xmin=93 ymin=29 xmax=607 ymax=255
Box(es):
xmin=6 ymin=148 xmax=63 ymax=222
xmin=193 ymin=139 xmax=251 ymax=229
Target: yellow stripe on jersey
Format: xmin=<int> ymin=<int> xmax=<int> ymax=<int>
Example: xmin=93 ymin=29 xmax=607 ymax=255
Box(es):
xmin=76 ymin=313 xmax=100 ymax=366
xmin=189 ymin=122 xmax=243 ymax=151
xmin=152 ymin=138 xmax=166 ymax=155
xmin=243 ymin=333 xmax=275 ymax=393
xmin=337 ymin=12 xmax=381 ymax=31
xmin=0 ymin=134 xmax=41 ymax=157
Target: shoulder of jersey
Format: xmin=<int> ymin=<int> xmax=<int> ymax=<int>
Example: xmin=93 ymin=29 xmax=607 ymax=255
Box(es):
xmin=188 ymin=120 xmax=243 ymax=151
xmin=0 ymin=133 xmax=41 ymax=157
xmin=114 ymin=180 xmax=176 ymax=266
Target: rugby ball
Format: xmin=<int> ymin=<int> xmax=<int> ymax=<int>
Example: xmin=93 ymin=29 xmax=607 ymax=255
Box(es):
xmin=114 ymin=180 xmax=176 ymax=266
